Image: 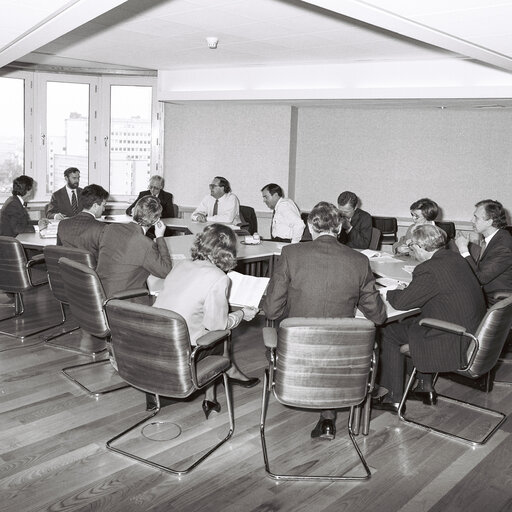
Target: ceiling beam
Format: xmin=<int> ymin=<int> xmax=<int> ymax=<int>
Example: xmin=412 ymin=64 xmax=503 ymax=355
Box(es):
xmin=300 ymin=0 xmax=512 ymax=72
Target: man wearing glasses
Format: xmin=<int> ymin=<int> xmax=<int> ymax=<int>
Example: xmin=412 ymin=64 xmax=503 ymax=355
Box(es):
xmin=191 ymin=176 xmax=241 ymax=224
xmin=126 ymin=175 xmax=175 ymax=219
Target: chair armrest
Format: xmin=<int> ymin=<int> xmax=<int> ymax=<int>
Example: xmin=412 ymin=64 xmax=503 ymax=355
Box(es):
xmin=263 ymin=327 xmax=277 ymax=348
xmin=419 ymin=318 xmax=467 ymax=335
xmin=196 ymin=330 xmax=231 ymax=347
xmin=27 ymin=253 xmax=45 ymax=267
xmin=106 ymin=288 xmax=149 ymax=302
xmin=26 ymin=253 xmax=48 ymax=287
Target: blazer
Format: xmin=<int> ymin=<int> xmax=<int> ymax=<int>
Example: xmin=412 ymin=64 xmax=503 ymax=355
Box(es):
xmin=46 ymin=186 xmax=83 ymax=219
xmin=125 ymin=190 xmax=175 ymax=218
xmin=338 ymin=208 xmax=372 ymax=249
xmin=0 ymin=195 xmax=35 ymax=237
xmin=387 ymin=248 xmax=486 ymax=372
xmin=263 ymin=234 xmax=387 ymax=324
xmin=95 ymin=222 xmax=172 ymax=298
xmin=153 ymin=259 xmax=232 ymax=345
xmin=466 ymin=229 xmax=512 ymax=302
xmin=57 ymin=212 xmax=107 ymax=265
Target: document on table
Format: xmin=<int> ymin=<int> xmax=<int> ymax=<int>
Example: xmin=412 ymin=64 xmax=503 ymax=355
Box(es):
xmin=228 ymin=271 xmax=270 ymax=308
xmin=39 ymin=221 xmax=59 ymax=239
xmin=360 ymin=249 xmax=395 ymax=260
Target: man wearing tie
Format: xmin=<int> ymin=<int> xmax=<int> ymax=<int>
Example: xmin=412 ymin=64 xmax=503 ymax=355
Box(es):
xmin=191 ymin=176 xmax=241 ymax=224
xmin=337 ymin=190 xmax=373 ymax=249
xmin=455 ymin=199 xmax=512 ymax=305
xmin=46 ymin=167 xmax=82 ymax=220
xmin=261 ymin=183 xmax=305 ymax=243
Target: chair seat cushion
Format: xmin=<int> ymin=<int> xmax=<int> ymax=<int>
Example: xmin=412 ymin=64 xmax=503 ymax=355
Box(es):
xmin=196 ymin=355 xmax=231 ymax=387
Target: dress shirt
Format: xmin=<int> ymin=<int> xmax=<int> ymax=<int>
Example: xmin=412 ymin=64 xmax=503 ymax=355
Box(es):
xmin=191 ymin=192 xmax=241 ymax=224
xmin=271 ymin=197 xmax=305 ymax=243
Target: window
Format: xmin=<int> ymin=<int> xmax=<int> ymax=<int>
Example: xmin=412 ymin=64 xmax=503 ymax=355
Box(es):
xmin=0 ymin=77 xmax=24 ymax=195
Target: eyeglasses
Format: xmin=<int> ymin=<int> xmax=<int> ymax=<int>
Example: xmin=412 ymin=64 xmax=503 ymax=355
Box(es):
xmin=410 ymin=213 xmax=420 ymax=220
xmin=209 ymin=183 xmax=221 ymax=189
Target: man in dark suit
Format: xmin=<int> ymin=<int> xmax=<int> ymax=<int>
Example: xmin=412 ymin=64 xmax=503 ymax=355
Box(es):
xmin=0 ymin=175 xmax=37 ymax=237
xmin=96 ymin=195 xmax=172 ymax=298
xmin=46 ymin=167 xmax=83 ymax=220
xmin=57 ymin=184 xmax=109 ymax=265
xmin=374 ymin=224 xmax=486 ymax=413
xmin=263 ymin=201 xmax=387 ymax=440
xmin=455 ymin=199 xmax=512 ymax=305
xmin=337 ymin=190 xmax=372 ymax=249
xmin=126 ymin=175 xmax=175 ymax=218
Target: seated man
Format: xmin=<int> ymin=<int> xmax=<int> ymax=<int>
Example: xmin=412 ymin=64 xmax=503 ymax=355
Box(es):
xmin=374 ymin=224 xmax=486 ymax=413
xmin=263 ymin=201 xmax=386 ymax=440
xmin=261 ymin=183 xmax=304 ymax=243
xmin=46 ymin=167 xmax=82 ymax=220
xmin=57 ymin=184 xmax=109 ymax=265
xmin=0 ymin=175 xmax=39 ymax=237
xmin=96 ymin=196 xmax=172 ymax=298
xmin=337 ymin=190 xmax=372 ymax=249
xmin=191 ymin=176 xmax=241 ymax=224
xmin=454 ymin=199 xmax=512 ymax=306
xmin=125 ymin=175 xmax=175 ymax=218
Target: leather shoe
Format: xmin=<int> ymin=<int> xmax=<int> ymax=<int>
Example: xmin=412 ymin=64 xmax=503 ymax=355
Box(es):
xmin=202 ymin=399 xmax=221 ymax=419
xmin=408 ymin=389 xmax=438 ymax=405
xmin=311 ymin=419 xmax=336 ymax=440
xmin=372 ymin=396 xmax=404 ymax=414
xmin=229 ymin=376 xmax=260 ymax=388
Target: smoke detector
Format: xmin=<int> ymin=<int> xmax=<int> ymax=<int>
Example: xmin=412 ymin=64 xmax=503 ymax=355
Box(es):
xmin=206 ymin=37 xmax=219 ymax=49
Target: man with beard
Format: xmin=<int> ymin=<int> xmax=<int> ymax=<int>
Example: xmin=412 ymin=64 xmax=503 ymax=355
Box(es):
xmin=46 ymin=167 xmax=83 ymax=219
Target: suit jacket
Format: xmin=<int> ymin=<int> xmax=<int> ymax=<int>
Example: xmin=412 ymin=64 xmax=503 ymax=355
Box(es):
xmin=153 ymin=259 xmax=231 ymax=345
xmin=0 ymin=195 xmax=35 ymax=237
xmin=387 ymin=248 xmax=486 ymax=372
xmin=465 ymin=229 xmax=512 ymax=302
xmin=338 ymin=208 xmax=372 ymax=249
xmin=125 ymin=190 xmax=175 ymax=218
xmin=46 ymin=186 xmax=83 ymax=219
xmin=263 ymin=234 xmax=386 ymax=323
xmin=57 ymin=212 xmax=107 ymax=265
xmin=96 ymin=222 xmax=172 ymax=298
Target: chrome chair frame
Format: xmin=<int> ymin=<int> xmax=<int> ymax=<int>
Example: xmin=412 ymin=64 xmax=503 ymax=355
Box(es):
xmin=0 ymin=236 xmax=61 ymax=341
xmin=397 ymin=295 xmax=512 ymax=445
xmin=260 ymin=319 xmax=376 ymax=481
xmin=105 ymin=301 xmax=234 ymax=475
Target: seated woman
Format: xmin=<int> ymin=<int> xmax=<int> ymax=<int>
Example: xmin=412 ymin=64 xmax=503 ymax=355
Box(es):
xmin=392 ymin=198 xmax=438 ymax=255
xmin=152 ymin=223 xmax=259 ymax=418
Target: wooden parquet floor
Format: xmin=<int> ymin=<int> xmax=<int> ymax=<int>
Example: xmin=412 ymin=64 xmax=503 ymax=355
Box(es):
xmin=1 ymin=286 xmax=512 ymax=512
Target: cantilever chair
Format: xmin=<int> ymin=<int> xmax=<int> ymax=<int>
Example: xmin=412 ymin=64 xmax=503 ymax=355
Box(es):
xmin=371 ymin=216 xmax=398 ymax=246
xmin=239 ymin=205 xmax=258 ymax=235
xmin=0 ymin=236 xmax=60 ymax=340
xmin=105 ymin=299 xmax=234 ymax=475
xmin=435 ymin=221 xmax=456 ymax=240
xmin=43 ymin=245 xmax=104 ymax=355
xmin=398 ymin=294 xmax=512 ymax=445
xmin=260 ymin=317 xmax=377 ymax=481
xmin=58 ymin=257 xmax=148 ymax=397
xmin=369 ymin=227 xmax=382 ymax=251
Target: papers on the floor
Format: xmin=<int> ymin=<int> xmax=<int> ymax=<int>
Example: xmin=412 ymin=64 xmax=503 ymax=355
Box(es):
xmin=39 ymin=222 xmax=59 ymax=239
xmin=360 ymin=249 xmax=394 ymax=260
xmin=228 ymin=271 xmax=269 ymax=308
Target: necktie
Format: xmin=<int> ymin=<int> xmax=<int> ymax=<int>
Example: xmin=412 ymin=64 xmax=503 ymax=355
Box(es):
xmin=477 ymin=240 xmax=486 ymax=263
xmin=270 ymin=210 xmax=275 ymax=238
xmin=71 ymin=191 xmax=78 ymax=215
xmin=212 ymin=199 xmax=218 ymax=216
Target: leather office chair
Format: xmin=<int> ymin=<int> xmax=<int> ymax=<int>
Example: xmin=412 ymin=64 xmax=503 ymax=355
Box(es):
xmin=58 ymin=257 xmax=148 ymax=397
xmin=398 ymin=294 xmax=512 ymax=445
xmin=371 ymin=217 xmax=398 ymax=246
xmin=43 ymin=245 xmax=105 ymax=355
xmin=239 ymin=205 xmax=258 ymax=235
xmin=0 ymin=236 xmax=60 ymax=340
xmin=300 ymin=212 xmax=312 ymax=242
xmin=260 ymin=317 xmax=377 ymax=481
xmin=172 ymin=203 xmax=180 ymax=218
xmin=105 ymin=299 xmax=234 ymax=475
xmin=435 ymin=221 xmax=456 ymax=240
xmin=369 ymin=227 xmax=382 ymax=250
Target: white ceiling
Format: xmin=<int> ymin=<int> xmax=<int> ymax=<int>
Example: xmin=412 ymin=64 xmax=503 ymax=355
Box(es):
xmin=2 ymin=0 xmax=512 ymax=103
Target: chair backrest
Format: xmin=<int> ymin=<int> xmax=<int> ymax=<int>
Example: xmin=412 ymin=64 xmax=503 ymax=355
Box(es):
xmin=58 ymin=257 xmax=110 ymax=338
xmin=505 ymin=225 xmax=512 ymax=236
xmin=435 ymin=221 xmax=456 ymax=240
xmin=172 ymin=204 xmax=180 ymax=218
xmin=44 ymin=246 xmax=96 ymax=304
xmin=274 ymin=317 xmax=376 ymax=409
xmin=106 ymin=299 xmax=195 ymax=397
xmin=300 ymin=212 xmax=312 ymax=241
xmin=461 ymin=294 xmax=512 ymax=378
xmin=369 ymin=227 xmax=381 ymax=250
xmin=371 ymin=216 xmax=398 ymax=243
xmin=239 ymin=205 xmax=258 ymax=235
xmin=0 ymin=236 xmax=31 ymax=292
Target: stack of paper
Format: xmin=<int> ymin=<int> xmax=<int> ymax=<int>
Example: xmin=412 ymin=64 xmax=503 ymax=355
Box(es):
xmin=228 ymin=271 xmax=269 ymax=308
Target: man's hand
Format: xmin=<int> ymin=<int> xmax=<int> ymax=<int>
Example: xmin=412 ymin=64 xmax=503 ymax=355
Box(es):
xmin=455 ymin=232 xmax=469 ymax=253
xmin=194 ymin=213 xmax=207 ymax=223
xmin=341 ymin=217 xmax=352 ymax=232
xmin=154 ymin=219 xmax=166 ymax=238
xmin=241 ymin=306 xmax=258 ymax=321
xmin=54 ymin=213 xmax=65 ymax=221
